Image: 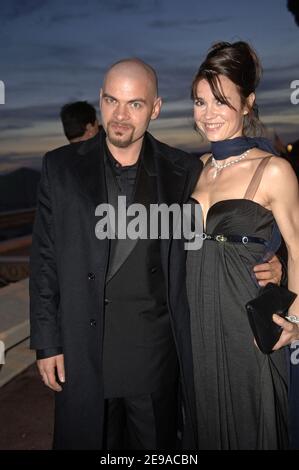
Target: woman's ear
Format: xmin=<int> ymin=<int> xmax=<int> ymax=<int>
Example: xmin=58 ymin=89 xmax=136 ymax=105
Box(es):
xmin=244 ymin=92 xmax=255 ymax=115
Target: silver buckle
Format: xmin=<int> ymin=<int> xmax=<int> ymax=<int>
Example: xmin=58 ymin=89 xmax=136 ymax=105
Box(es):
xmin=242 ymin=236 xmax=249 ymax=244
xmin=215 ymin=234 xmax=227 ymax=242
xmin=201 ymin=233 xmax=212 ymax=240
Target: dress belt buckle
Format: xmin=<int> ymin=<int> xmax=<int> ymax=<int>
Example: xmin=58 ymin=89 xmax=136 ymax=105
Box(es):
xmin=215 ymin=234 xmax=227 ymax=242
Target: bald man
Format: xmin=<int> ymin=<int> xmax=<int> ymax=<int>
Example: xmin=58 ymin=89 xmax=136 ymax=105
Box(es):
xmin=30 ymin=58 xmax=201 ymax=450
xmin=29 ymin=59 xmax=281 ymax=450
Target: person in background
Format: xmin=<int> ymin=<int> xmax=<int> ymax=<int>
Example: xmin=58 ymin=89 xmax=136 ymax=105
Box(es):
xmin=60 ymin=101 xmax=100 ymax=143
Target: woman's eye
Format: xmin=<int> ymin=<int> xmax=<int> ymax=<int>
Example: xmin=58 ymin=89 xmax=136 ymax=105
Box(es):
xmin=194 ymin=99 xmax=204 ymax=107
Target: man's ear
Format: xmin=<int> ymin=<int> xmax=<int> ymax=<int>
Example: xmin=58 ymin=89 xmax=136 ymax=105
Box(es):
xmin=151 ymin=97 xmax=162 ymax=120
xmin=244 ymin=92 xmax=255 ymax=115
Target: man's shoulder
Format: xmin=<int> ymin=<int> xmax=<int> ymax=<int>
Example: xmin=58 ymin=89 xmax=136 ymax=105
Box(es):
xmin=44 ymin=132 xmax=103 ymax=171
xmin=44 ymin=142 xmax=81 ymax=167
xmin=148 ymin=133 xmax=202 ymax=172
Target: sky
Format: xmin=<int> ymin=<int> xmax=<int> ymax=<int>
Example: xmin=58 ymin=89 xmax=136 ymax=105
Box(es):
xmin=0 ymin=0 xmax=298 ymax=173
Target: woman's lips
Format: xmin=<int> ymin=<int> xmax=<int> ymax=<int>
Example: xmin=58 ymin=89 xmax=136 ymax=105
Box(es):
xmin=204 ymin=123 xmax=224 ymax=132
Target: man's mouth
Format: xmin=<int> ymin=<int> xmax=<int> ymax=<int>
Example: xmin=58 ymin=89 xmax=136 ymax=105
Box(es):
xmin=110 ymin=122 xmax=132 ymax=132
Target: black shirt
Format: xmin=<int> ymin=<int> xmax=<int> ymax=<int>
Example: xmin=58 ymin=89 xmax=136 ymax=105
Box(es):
xmin=105 ymin=141 xmax=140 ymax=206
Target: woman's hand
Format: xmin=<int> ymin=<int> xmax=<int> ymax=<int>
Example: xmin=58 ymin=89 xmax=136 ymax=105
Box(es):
xmin=272 ymin=314 xmax=299 ymax=350
xmin=253 ymin=255 xmax=282 ymax=286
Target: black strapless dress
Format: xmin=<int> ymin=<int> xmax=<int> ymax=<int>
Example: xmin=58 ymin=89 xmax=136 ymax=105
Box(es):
xmin=186 ymin=198 xmax=289 ymax=449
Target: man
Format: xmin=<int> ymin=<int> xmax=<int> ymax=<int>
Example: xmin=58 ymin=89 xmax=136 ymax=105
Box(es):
xmin=30 ymin=59 xmax=282 ymax=450
xmin=60 ymin=101 xmax=100 ymax=143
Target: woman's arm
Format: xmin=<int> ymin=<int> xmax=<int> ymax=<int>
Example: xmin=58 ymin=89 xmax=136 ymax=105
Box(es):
xmin=264 ymin=157 xmax=299 ymax=348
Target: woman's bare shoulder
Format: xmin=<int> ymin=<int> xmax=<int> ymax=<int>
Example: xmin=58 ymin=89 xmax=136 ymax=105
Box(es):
xmin=265 ymin=155 xmax=295 ymax=175
xmin=262 ymin=155 xmax=298 ymax=193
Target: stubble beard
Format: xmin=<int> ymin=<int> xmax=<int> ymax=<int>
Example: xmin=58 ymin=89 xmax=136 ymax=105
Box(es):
xmin=106 ymin=122 xmax=135 ymax=148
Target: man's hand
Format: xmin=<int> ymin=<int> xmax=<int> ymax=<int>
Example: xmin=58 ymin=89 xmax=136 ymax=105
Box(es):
xmin=253 ymin=254 xmax=282 ymax=287
xmin=37 ymin=354 xmax=65 ymax=392
xmin=272 ymin=315 xmax=299 ymax=350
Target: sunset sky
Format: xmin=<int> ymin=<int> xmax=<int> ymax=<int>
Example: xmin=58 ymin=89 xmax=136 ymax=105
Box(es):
xmin=0 ymin=0 xmax=298 ymax=173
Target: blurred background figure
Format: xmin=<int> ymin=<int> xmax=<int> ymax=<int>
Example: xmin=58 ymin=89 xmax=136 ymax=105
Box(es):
xmin=60 ymin=101 xmax=101 ymax=143
xmin=288 ymin=0 xmax=299 ymax=26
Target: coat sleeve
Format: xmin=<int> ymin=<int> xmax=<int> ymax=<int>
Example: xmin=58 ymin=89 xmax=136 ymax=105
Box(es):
xmin=29 ymin=153 xmax=62 ymax=351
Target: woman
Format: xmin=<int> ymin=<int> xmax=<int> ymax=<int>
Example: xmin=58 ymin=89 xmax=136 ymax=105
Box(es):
xmin=186 ymin=41 xmax=299 ymax=449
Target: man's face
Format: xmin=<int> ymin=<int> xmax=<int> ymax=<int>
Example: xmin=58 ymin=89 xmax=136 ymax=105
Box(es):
xmin=100 ymin=71 xmax=161 ymax=149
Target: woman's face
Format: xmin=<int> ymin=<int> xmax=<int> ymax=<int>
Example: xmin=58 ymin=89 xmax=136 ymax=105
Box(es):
xmin=193 ymin=75 xmax=249 ymax=142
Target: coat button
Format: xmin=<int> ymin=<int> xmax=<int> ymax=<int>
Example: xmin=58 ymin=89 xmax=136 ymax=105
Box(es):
xmin=90 ymin=319 xmax=97 ymax=327
xmin=150 ymin=266 xmax=157 ymax=273
xmin=104 ymin=298 xmax=110 ymax=306
xmin=88 ymin=272 xmax=96 ymax=281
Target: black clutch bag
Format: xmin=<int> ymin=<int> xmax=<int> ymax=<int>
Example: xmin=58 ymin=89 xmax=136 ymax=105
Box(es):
xmin=246 ymin=283 xmax=297 ymax=354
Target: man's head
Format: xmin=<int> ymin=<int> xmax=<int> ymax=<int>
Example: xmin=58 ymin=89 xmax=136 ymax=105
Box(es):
xmin=60 ymin=101 xmax=99 ymax=143
xmin=100 ymin=58 xmax=162 ymax=150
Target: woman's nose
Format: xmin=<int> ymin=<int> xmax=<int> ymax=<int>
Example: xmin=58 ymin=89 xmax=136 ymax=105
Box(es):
xmin=204 ymin=104 xmax=217 ymax=119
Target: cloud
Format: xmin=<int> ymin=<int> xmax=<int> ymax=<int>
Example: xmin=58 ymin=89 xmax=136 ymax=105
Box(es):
xmin=0 ymin=103 xmax=62 ymax=133
xmin=0 ymin=0 xmax=44 ymax=20
xmin=149 ymin=17 xmax=230 ymax=29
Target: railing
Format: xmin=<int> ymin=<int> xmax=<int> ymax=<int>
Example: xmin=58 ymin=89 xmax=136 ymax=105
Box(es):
xmin=0 ymin=279 xmax=34 ymax=387
xmin=0 ymin=210 xmax=36 ymax=385
xmin=0 ymin=235 xmax=32 ymax=286
xmin=0 ymin=207 xmax=35 ymax=230
xmin=0 ymin=235 xmax=32 ymax=254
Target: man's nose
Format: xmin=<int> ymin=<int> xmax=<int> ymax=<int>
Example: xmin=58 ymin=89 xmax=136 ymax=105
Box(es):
xmin=113 ymin=103 xmax=129 ymax=121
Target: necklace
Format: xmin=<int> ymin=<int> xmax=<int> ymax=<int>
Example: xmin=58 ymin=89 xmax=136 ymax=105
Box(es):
xmin=211 ymin=149 xmax=251 ymax=178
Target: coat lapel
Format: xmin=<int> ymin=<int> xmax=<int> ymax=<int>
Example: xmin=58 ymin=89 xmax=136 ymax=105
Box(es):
xmin=105 ymin=146 xmax=157 ymax=284
xmin=104 ymin=160 xmax=138 ymax=285
xmin=146 ymin=134 xmax=191 ymax=287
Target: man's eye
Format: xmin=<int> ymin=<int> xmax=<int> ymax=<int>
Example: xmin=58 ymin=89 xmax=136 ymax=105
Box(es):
xmin=105 ymin=97 xmax=115 ymax=104
xmin=131 ymin=102 xmax=141 ymax=109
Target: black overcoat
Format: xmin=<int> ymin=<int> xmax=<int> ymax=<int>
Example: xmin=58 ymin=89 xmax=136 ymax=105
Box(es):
xmin=30 ymin=129 xmax=203 ymax=449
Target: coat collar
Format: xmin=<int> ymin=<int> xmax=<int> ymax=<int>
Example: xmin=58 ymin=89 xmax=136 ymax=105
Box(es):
xmin=143 ymin=132 xmax=189 ymax=206
xmin=71 ymin=129 xmax=191 ymax=209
